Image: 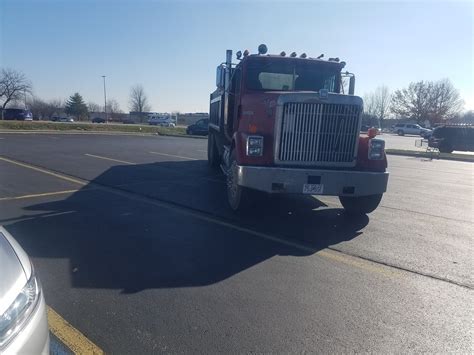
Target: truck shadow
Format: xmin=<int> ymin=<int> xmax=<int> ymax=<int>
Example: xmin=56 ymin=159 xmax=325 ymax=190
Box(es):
xmin=4 ymin=160 xmax=368 ymax=293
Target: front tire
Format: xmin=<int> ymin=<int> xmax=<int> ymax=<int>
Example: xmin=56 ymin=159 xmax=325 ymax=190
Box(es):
xmin=397 ymin=130 xmax=404 ymax=136
xmin=227 ymin=151 xmax=252 ymax=212
xmin=439 ymin=142 xmax=453 ymax=154
xmin=339 ymin=194 xmax=383 ymax=215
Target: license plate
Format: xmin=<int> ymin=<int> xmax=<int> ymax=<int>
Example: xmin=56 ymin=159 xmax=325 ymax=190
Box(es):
xmin=303 ymin=184 xmax=324 ymax=194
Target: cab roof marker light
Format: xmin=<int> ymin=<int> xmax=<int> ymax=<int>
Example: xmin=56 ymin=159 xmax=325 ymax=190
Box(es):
xmin=300 ymin=53 xmax=307 ymax=58
xmin=243 ymin=50 xmax=249 ymax=57
xmin=280 ymin=51 xmax=286 ymax=56
xmin=258 ymin=44 xmax=268 ymax=55
xmin=317 ymin=54 xmax=324 ymax=59
xmin=290 ymin=52 xmax=297 ymax=57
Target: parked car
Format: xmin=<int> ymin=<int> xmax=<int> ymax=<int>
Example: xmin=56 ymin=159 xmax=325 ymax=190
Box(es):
xmin=2 ymin=108 xmax=33 ymax=121
xmin=392 ymin=123 xmax=431 ymax=136
xmin=429 ymin=124 xmax=474 ymax=153
xmin=148 ymin=116 xmax=176 ymax=127
xmin=58 ymin=117 xmax=74 ymax=122
xmin=92 ymin=117 xmax=106 ymax=123
xmin=0 ymin=226 xmax=50 ymax=354
xmin=186 ymin=119 xmax=209 ymax=136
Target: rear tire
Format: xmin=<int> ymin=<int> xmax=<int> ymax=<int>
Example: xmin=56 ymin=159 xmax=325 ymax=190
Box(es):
xmin=207 ymin=133 xmax=220 ymax=168
xmin=439 ymin=142 xmax=453 ymax=154
xmin=227 ymin=151 xmax=253 ymax=212
xmin=339 ymin=194 xmax=383 ymax=215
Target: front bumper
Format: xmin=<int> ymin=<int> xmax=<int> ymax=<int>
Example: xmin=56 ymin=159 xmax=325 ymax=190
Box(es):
xmin=236 ymin=165 xmax=389 ymax=196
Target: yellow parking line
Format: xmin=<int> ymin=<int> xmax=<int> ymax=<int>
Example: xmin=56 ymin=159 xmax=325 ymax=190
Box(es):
xmin=149 ymin=151 xmax=198 ymax=160
xmin=318 ymin=249 xmax=400 ymax=278
xmin=0 ymin=156 xmax=86 ymax=185
xmin=0 ymin=189 xmax=82 ymax=201
xmin=48 ymin=306 xmax=104 ymax=355
xmin=85 ymin=153 xmax=136 ymax=165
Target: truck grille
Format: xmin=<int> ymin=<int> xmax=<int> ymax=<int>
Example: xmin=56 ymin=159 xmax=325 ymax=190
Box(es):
xmin=277 ymin=103 xmax=361 ymax=165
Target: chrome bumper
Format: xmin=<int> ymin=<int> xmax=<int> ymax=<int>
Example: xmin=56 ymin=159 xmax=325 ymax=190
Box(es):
xmin=236 ymin=165 xmax=389 ymax=196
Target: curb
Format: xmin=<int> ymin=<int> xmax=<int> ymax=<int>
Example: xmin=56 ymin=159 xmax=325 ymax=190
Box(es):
xmin=386 ymin=150 xmax=474 ymax=163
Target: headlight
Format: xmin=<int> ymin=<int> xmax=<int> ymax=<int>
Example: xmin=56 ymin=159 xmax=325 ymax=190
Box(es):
xmin=0 ymin=270 xmax=41 ymax=349
xmin=246 ymin=136 xmax=264 ymax=156
xmin=368 ymin=138 xmax=385 ymax=160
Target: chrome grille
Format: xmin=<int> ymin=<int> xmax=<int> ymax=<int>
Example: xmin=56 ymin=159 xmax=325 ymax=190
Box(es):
xmin=277 ymin=103 xmax=361 ymax=165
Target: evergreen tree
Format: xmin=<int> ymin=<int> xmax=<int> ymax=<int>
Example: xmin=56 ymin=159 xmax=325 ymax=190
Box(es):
xmin=64 ymin=93 xmax=88 ymax=120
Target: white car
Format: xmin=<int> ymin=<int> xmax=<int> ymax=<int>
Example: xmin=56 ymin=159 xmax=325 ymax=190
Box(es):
xmin=148 ymin=117 xmax=176 ymax=127
xmin=392 ymin=123 xmax=431 ymax=136
xmin=0 ymin=226 xmax=49 ymax=354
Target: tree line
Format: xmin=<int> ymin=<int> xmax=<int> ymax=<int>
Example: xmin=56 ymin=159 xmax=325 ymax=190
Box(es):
xmin=1 ymin=67 xmax=471 ymax=124
xmin=363 ymin=79 xmax=468 ymax=127
xmin=0 ymin=68 xmax=152 ymax=120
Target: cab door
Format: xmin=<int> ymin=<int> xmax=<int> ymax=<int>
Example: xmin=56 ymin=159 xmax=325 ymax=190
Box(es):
xmin=228 ymin=68 xmax=242 ymax=136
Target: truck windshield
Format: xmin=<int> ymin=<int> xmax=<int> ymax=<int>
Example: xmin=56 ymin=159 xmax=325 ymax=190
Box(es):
xmin=245 ymin=59 xmax=340 ymax=92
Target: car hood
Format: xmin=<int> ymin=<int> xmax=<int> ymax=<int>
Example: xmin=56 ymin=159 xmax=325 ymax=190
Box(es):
xmin=0 ymin=228 xmax=29 ymax=315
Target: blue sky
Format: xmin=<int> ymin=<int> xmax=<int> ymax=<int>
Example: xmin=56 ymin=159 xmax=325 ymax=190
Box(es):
xmin=1 ymin=0 xmax=472 ymax=112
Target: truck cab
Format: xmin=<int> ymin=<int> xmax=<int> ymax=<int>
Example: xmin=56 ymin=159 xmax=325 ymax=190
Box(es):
xmin=208 ymin=45 xmax=389 ymax=214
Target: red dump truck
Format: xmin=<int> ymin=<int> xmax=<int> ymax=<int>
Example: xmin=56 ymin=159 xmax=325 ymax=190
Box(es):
xmin=208 ymin=44 xmax=389 ymax=214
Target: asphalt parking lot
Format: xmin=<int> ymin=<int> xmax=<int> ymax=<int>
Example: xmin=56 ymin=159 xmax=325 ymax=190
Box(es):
xmin=0 ymin=132 xmax=472 ymax=353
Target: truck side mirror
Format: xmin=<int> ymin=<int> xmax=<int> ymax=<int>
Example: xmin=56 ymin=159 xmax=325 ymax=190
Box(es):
xmin=216 ymin=65 xmax=225 ymax=89
xmin=349 ymin=76 xmax=355 ymax=95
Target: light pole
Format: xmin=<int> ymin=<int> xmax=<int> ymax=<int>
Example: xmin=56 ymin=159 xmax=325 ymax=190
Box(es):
xmin=102 ymin=75 xmax=107 ymax=122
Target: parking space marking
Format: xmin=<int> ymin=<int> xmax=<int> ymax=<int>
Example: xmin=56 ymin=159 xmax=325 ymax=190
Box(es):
xmin=0 ymin=189 xmax=82 ymax=201
xmin=0 ymin=211 xmax=76 ymax=224
xmin=48 ymin=306 xmax=104 ymax=355
xmin=149 ymin=151 xmax=198 ymax=160
xmin=0 ymin=156 xmax=86 ymax=185
xmin=84 ymin=153 xmax=136 ymax=165
xmin=197 ymin=149 xmax=207 ymax=153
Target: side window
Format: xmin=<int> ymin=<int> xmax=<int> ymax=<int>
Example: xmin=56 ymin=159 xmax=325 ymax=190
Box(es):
xmin=231 ymin=68 xmax=242 ymax=95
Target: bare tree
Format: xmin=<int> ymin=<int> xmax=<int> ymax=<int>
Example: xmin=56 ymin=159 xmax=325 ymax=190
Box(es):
xmin=391 ymin=79 xmax=463 ymax=125
xmin=373 ymin=86 xmax=391 ymax=123
xmin=48 ymin=99 xmax=64 ymax=118
xmin=106 ymin=99 xmax=122 ymax=114
xmin=88 ymin=102 xmax=101 ymax=112
xmin=0 ymin=68 xmax=32 ymax=119
xmin=26 ymin=97 xmax=63 ymax=120
xmin=363 ymin=93 xmax=377 ymax=118
xmin=129 ymin=85 xmax=151 ymax=112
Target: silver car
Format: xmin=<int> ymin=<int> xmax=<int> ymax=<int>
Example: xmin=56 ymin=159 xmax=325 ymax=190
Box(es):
xmin=0 ymin=226 xmax=49 ymax=354
xmin=392 ymin=123 xmax=431 ymax=136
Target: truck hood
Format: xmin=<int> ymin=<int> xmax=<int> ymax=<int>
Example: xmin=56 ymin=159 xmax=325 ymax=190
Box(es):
xmin=0 ymin=228 xmax=29 ymax=315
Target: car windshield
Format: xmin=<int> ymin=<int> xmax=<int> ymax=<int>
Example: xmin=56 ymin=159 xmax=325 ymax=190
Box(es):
xmin=245 ymin=59 xmax=341 ymax=92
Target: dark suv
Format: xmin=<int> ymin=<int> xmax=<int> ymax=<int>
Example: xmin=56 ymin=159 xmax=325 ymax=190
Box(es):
xmin=2 ymin=108 xmax=33 ymax=120
xmin=186 ymin=119 xmax=209 ymax=136
xmin=429 ymin=125 xmax=474 ymax=153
